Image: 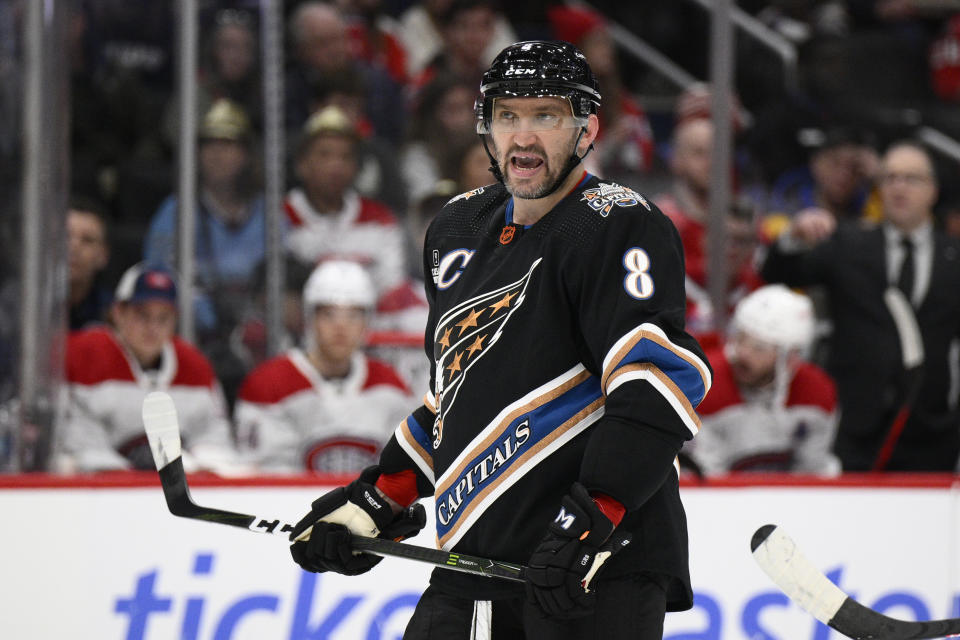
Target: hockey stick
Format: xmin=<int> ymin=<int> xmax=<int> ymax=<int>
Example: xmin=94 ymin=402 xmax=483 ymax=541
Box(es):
xmin=141 ymin=391 xmax=526 ymax=583
xmin=751 ymin=524 xmax=960 ymax=639
xmin=872 ymin=287 xmax=925 ymax=471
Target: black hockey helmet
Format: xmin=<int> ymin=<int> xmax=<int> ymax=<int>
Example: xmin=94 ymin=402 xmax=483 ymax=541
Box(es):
xmin=475 ymin=40 xmax=601 ymax=134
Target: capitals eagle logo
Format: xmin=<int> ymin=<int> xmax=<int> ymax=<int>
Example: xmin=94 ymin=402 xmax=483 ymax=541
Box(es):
xmin=430 ymin=258 xmax=542 ymax=448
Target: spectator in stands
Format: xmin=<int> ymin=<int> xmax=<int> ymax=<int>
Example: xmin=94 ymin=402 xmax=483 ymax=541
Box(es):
xmin=762 ymin=140 xmax=960 ymax=471
xmin=310 ymin=73 xmax=408 ymax=214
xmin=82 ymin=1 xmax=177 ymax=227
xmin=398 ymin=0 xmax=516 ymax=79
xmin=684 ymin=200 xmax=766 ymax=340
xmin=163 ymin=8 xmax=262 ymax=145
xmin=413 ymin=0 xmax=503 ymax=89
xmin=341 ymin=0 xmax=410 ymax=86
xmin=930 ymin=14 xmax=960 ymax=104
xmin=144 ymin=98 xmax=267 ymax=403
xmin=401 ymin=73 xmax=479 ymax=206
xmin=656 ymin=118 xmax=713 ymax=234
xmin=763 ymin=127 xmax=882 ymax=240
xmin=686 ymin=285 xmax=840 ymax=476
xmin=285 ymin=105 xmax=407 ymax=301
xmin=286 ymin=1 xmax=405 ymax=145
xmin=655 ymin=114 xmax=763 ymax=334
xmin=235 ymin=260 xmax=413 ymax=474
xmin=547 ymin=5 xmax=656 ymax=180
xmin=56 ymin=263 xmax=239 ymax=474
xmin=68 ymin=197 xmax=112 ymax=331
xmin=145 ymin=99 xmax=267 ymax=330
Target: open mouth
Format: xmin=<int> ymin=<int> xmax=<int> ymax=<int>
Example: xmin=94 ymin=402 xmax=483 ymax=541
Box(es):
xmin=509 ymin=153 xmax=544 ymax=176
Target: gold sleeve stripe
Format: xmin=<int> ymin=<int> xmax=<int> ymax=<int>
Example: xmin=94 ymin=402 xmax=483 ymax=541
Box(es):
xmin=606 ymin=363 xmax=701 ymax=436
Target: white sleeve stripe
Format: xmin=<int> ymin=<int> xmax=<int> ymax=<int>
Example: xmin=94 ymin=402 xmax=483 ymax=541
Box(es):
xmin=606 ymin=365 xmax=701 ymax=436
xmin=394 ymin=419 xmax=435 ymax=484
xmin=602 ymin=323 xmax=712 ymax=397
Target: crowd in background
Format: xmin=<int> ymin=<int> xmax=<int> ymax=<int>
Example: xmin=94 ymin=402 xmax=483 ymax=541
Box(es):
xmin=2 ymin=0 xmax=960 ymax=475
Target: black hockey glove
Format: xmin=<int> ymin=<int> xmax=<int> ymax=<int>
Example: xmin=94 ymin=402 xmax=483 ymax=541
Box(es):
xmin=289 ymin=465 xmax=426 ymax=576
xmin=525 ymin=483 xmax=632 ymax=619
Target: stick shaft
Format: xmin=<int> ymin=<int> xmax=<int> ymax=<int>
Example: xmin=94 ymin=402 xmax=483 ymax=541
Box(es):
xmin=156 ymin=458 xmax=525 ymax=581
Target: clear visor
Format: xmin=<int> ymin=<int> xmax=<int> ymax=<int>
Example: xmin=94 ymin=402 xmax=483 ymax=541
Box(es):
xmin=477 ymin=97 xmax=589 ymax=135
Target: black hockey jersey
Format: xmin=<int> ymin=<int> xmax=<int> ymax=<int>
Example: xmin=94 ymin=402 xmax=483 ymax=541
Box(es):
xmin=379 ymin=173 xmax=712 ymax=609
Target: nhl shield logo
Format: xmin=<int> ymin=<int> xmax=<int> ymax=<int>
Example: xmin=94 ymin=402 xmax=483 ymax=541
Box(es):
xmin=580 ymin=182 xmax=650 ymax=217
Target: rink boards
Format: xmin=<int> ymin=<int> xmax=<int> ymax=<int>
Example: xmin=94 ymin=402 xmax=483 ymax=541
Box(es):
xmin=1 ymin=473 xmax=958 ymax=640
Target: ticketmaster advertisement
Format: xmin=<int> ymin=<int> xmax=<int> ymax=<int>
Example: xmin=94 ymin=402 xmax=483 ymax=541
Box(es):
xmin=2 ymin=481 xmax=958 ymax=639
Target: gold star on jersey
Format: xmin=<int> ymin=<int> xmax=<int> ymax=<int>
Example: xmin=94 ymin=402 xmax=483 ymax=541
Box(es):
xmin=430 ymin=259 xmax=542 ymax=448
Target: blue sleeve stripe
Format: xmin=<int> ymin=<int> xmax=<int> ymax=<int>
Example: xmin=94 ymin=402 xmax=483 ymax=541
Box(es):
xmin=395 ymin=415 xmax=434 ymax=483
xmin=606 ymin=364 xmax=702 ymax=436
xmin=602 ymin=323 xmax=711 ymax=406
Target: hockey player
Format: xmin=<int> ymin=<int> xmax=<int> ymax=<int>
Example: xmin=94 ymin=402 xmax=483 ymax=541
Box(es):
xmin=57 ymin=263 xmax=238 ymax=474
xmin=686 ymin=285 xmax=840 ymax=475
xmin=287 ymin=41 xmax=712 ymax=639
xmin=234 ymin=260 xmax=414 ymax=473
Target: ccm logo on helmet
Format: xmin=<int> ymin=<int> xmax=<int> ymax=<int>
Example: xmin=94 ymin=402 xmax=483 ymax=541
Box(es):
xmin=504 ymin=68 xmax=537 ymax=76
xmin=435 ymin=249 xmax=476 ymax=289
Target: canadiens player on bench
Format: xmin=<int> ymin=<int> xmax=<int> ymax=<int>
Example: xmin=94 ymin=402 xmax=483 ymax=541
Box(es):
xmin=288 ymin=40 xmax=712 ymax=639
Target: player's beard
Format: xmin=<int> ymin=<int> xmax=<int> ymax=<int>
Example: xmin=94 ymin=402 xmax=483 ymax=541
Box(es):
xmin=498 ymin=137 xmax=577 ymax=200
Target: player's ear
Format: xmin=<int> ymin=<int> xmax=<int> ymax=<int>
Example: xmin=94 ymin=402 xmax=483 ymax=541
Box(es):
xmin=579 ymin=114 xmax=600 ymax=155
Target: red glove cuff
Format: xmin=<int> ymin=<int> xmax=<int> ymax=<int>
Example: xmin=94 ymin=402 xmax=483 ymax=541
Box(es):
xmin=375 ymin=469 xmax=419 ymax=508
xmin=590 ymin=491 xmax=626 ymax=527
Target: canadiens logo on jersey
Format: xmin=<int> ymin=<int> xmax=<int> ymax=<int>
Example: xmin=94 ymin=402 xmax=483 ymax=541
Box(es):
xmin=580 ymin=182 xmax=650 ymax=216
xmin=431 ymin=258 xmax=542 ymax=448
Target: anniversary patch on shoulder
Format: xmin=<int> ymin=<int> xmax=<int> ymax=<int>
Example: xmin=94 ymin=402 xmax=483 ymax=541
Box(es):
xmin=580 ymin=182 xmax=650 ymax=216
xmin=447 ymin=187 xmax=486 ymax=205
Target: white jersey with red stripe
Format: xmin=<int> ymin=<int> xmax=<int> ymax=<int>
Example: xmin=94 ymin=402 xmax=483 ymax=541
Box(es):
xmin=234 ymin=349 xmax=414 ymax=473
xmin=283 ymin=187 xmax=407 ymax=296
xmin=58 ymin=327 xmax=237 ymax=473
xmin=688 ymin=346 xmax=840 ymax=475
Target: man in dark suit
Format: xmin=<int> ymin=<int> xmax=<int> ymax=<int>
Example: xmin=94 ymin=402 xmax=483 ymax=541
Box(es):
xmin=762 ymin=140 xmax=960 ymax=471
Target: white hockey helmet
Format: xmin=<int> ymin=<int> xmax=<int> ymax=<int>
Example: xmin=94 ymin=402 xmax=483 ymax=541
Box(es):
xmin=730 ymin=284 xmax=815 ymax=355
xmin=303 ymin=259 xmax=377 ymax=311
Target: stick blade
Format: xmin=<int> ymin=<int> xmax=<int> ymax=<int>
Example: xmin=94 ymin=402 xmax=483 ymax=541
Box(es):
xmin=751 ymin=524 xmax=848 ymax=627
xmin=142 ymin=391 xmax=182 ymax=470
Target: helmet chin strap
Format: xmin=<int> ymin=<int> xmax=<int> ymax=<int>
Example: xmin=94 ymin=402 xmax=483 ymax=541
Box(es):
xmin=480 ymin=127 xmax=595 ymax=200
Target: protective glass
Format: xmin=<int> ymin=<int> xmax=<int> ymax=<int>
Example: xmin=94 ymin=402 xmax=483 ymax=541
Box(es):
xmin=477 ymin=97 xmax=588 ymax=135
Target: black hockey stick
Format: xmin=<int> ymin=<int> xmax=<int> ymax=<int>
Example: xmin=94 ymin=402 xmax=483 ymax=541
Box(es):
xmin=141 ymin=391 xmax=525 ymax=583
xmin=873 ymin=287 xmax=925 ymax=471
xmin=751 ymin=524 xmax=960 ymax=639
